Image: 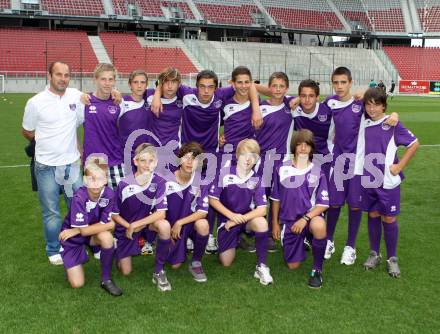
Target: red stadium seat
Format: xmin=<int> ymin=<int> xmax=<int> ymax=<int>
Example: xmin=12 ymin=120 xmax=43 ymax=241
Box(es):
xmin=266 ymin=7 xmax=343 ymax=31
xmin=40 ymin=0 xmax=104 ymax=17
xmin=383 ymin=46 xmax=440 ymax=80
xmin=333 ymin=0 xmax=405 ymax=32
xmin=162 ymin=1 xmax=195 ymax=19
xmin=194 ymin=1 xmax=258 ymax=26
xmin=0 ymin=28 xmax=98 ymax=74
xmin=99 ymin=32 xmax=198 ymax=74
xmin=0 ymin=1 xmax=10 ymax=10
xmin=135 ymin=0 xmax=164 ymax=17
xmin=417 ymin=4 xmax=440 ymax=33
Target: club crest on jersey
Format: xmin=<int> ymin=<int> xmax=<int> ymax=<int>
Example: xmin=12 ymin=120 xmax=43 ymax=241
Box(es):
xmin=176 ymin=100 xmax=183 ymax=108
xmin=247 ymin=180 xmax=257 ymax=190
xmin=149 ymin=183 xmax=157 ymax=192
xmin=89 ymin=105 xmax=97 ymax=113
xmin=391 ymin=205 xmax=396 ymax=212
xmin=69 ymin=104 xmax=76 ymax=111
xmin=99 ymin=198 xmax=110 ymax=207
xmin=85 ymin=200 xmax=96 ymax=212
xmin=352 ymin=104 xmax=362 ymax=113
xmin=321 ymin=190 xmax=329 ymax=201
xmin=307 ymin=173 xmax=318 ymax=184
xmin=108 ymin=105 xmax=118 ymax=114
xmin=318 ymin=114 xmax=327 ymax=122
xmin=214 ymin=100 xmax=223 ymax=109
xmin=381 ymin=123 xmax=391 ymax=131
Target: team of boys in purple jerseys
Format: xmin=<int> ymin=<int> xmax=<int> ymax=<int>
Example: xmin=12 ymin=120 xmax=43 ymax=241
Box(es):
xmin=48 ymin=62 xmax=418 ymax=296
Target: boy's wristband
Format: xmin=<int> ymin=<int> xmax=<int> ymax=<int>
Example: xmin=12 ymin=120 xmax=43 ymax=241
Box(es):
xmin=302 ymin=215 xmax=311 ymax=223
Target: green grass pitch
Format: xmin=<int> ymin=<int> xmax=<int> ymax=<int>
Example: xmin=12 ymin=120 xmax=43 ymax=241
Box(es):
xmin=0 ymin=94 xmax=439 ymax=333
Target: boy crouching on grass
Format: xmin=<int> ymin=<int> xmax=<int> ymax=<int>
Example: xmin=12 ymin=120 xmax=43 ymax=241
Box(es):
xmin=112 ymin=143 xmax=173 ymax=291
xmin=166 ymin=142 xmax=210 ymax=282
xmin=361 ymin=88 xmax=419 ymax=278
xmin=209 ymin=139 xmax=273 ymax=286
xmin=271 ymin=129 xmax=329 ymax=289
xmin=59 ymin=156 xmax=122 ymax=296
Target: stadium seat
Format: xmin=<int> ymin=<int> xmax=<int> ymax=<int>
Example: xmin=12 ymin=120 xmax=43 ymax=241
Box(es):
xmin=0 ymin=1 xmax=10 ymax=11
xmin=261 ymin=0 xmax=344 ymax=31
xmin=162 ymin=1 xmax=195 ymax=19
xmin=186 ymin=39 xmax=394 ymax=87
xmin=194 ymin=0 xmax=258 ymax=26
xmin=332 ymin=0 xmax=372 ymax=31
xmin=99 ymin=32 xmax=198 ymax=74
xmin=40 ymin=0 xmax=104 ymax=17
xmin=333 ymin=0 xmax=405 ymax=32
xmin=113 ymin=0 xmax=129 ymax=16
xmin=383 ymin=46 xmax=440 ymax=80
xmin=135 ymin=0 xmax=164 ymax=17
xmin=416 ymin=0 xmax=440 ymax=33
xmin=0 ymin=28 xmax=98 ymax=74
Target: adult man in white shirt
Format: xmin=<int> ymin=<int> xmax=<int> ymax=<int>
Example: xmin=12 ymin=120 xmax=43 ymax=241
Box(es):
xmin=22 ymin=61 xmax=83 ymax=265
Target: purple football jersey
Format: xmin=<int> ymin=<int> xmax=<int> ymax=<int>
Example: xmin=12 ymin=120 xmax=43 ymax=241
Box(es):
xmin=165 ymin=173 xmax=209 ymax=225
xmin=362 ymin=117 xmax=417 ymax=189
xmin=256 ymin=96 xmax=295 ymax=155
xmin=146 ymin=94 xmax=183 ymax=148
xmin=270 ymin=161 xmax=329 ymax=222
xmin=82 ymin=95 xmax=123 ymax=167
xmin=325 ymin=95 xmax=364 ymax=156
xmin=113 ymin=174 xmax=168 ymax=238
xmin=221 ymin=96 xmax=255 ymax=153
xmin=179 ymin=85 xmax=235 ymax=153
xmin=208 ymin=165 xmax=267 ymax=223
xmin=119 ymin=95 xmax=152 ymax=159
xmin=61 ymin=186 xmax=115 ymax=244
xmin=292 ymin=102 xmax=334 ymax=156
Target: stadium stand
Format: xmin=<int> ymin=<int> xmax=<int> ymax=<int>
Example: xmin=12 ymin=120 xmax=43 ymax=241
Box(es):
xmin=194 ymin=0 xmax=259 ymax=26
xmin=333 ymin=0 xmax=372 ymax=31
xmin=0 ymin=1 xmax=10 ymax=11
xmin=383 ymin=46 xmax=440 ymax=80
xmin=113 ymin=0 xmax=130 ymax=16
xmin=333 ymin=0 xmax=405 ymax=32
xmin=261 ymin=0 xmax=344 ymax=32
xmin=361 ymin=0 xmax=405 ymax=32
xmin=416 ymin=0 xmax=440 ymax=33
xmin=0 ymin=28 xmax=98 ymax=73
xmin=40 ymin=0 xmax=104 ymax=17
xmin=185 ymin=39 xmax=393 ymax=87
xmin=162 ymin=0 xmax=195 ymax=19
xmin=99 ymin=32 xmax=198 ymax=74
xmin=135 ymin=0 xmax=164 ymax=17
xmin=122 ymin=0 xmax=195 ymax=19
